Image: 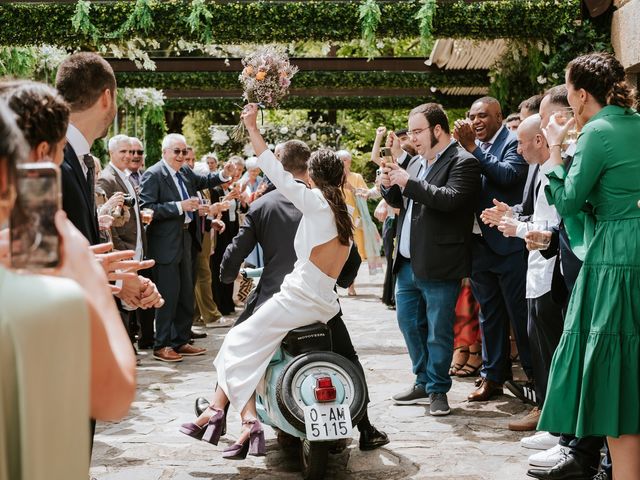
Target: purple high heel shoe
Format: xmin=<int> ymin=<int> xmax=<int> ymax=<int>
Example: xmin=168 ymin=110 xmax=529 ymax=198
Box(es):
xmin=222 ymin=420 xmax=266 ymax=460
xmin=179 ymin=407 xmax=226 ymax=445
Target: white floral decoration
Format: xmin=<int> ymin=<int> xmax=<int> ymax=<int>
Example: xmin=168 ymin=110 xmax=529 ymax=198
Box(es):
xmin=210 ymin=127 xmax=230 ymax=146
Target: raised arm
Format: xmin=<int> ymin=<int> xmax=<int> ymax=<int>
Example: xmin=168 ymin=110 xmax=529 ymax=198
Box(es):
xmin=242 ymin=103 xmax=322 ymax=214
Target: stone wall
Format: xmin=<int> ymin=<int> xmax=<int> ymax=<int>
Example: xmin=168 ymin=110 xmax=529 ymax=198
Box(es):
xmin=612 ymin=0 xmax=640 ymax=86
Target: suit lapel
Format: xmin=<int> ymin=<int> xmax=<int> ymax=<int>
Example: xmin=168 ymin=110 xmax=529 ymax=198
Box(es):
xmin=160 ymin=163 xmax=182 ymax=200
xmin=108 ymin=164 xmax=131 ymax=194
xmin=64 ymin=144 xmax=92 ymax=209
xmin=425 ymin=143 xmax=456 ymax=184
xmin=489 ymin=127 xmax=508 ymax=154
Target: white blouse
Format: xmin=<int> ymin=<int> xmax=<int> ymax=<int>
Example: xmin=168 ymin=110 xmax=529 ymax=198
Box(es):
xmin=257 ymin=149 xmax=338 ymax=262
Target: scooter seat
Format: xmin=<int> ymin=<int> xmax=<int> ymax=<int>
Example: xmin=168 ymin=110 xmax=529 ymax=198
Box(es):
xmin=281 ymin=323 xmax=332 ymax=356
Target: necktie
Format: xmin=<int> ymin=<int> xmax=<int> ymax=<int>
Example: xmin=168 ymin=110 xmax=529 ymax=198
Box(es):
xmin=129 ymin=171 xmax=140 ymax=187
xmin=481 ymin=142 xmax=492 ymax=152
xmin=176 ymin=172 xmax=195 ymax=221
xmin=82 ymin=154 xmax=95 ymax=209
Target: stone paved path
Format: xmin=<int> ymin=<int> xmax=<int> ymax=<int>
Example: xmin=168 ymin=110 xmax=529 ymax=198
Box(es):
xmin=91 ymin=266 xmax=535 ymax=479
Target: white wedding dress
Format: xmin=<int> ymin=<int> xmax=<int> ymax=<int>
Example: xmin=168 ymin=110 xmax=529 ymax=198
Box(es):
xmin=213 ymin=149 xmax=342 ymax=411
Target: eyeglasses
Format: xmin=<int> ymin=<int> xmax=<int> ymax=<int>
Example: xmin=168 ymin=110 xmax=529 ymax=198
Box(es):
xmin=169 ymin=148 xmax=189 ymax=156
xmin=407 ymin=127 xmax=429 ymax=137
xmin=130 ymin=149 xmax=144 ymax=155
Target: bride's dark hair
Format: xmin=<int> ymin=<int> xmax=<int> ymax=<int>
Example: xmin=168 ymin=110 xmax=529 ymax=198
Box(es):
xmin=308 ymin=148 xmax=353 ymax=246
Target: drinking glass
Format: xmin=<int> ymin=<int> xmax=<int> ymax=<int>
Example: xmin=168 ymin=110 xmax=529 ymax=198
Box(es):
xmin=141 ymin=208 xmax=154 ymax=225
xmin=526 ymin=220 xmax=551 ymax=250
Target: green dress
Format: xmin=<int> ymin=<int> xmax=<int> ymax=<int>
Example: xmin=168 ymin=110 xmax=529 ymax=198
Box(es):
xmin=0 ymin=267 xmax=90 ymax=480
xmin=538 ymin=105 xmax=640 ymax=438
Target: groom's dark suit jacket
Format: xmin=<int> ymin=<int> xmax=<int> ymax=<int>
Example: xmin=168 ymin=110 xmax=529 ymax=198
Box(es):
xmin=61 ymin=144 xmax=99 ymax=245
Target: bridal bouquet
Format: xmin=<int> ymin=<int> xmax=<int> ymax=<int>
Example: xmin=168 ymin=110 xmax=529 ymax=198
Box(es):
xmin=231 ymin=46 xmax=298 ymax=140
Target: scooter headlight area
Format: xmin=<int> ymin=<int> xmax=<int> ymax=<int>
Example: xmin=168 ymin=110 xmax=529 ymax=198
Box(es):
xmin=256 ymin=322 xmax=368 ymax=479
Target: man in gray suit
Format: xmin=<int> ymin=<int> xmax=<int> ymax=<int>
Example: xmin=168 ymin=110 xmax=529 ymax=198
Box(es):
xmin=98 ymin=134 xmax=144 ymax=257
xmin=140 ymin=133 xmax=234 ymax=362
xmin=213 ymin=140 xmax=389 ymax=450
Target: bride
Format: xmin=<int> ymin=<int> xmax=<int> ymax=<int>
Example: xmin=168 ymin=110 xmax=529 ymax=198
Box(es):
xmin=180 ymin=103 xmax=354 ymax=459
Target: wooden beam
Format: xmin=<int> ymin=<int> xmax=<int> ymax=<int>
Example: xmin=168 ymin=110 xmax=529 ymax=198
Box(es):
xmin=108 ymin=57 xmax=436 ymax=73
xmin=162 ymin=88 xmax=435 ymax=98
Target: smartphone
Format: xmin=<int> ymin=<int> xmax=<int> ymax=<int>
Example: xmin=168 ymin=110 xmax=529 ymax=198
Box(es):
xmin=379 ymin=147 xmax=394 ymax=163
xmin=10 ymin=162 xmax=61 ymax=270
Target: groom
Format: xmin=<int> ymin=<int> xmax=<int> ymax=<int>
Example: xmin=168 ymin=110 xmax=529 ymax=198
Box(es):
xmin=196 ymin=139 xmax=389 ymax=451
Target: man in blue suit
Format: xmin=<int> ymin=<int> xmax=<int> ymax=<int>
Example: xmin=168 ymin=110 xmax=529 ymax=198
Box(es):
xmin=454 ymin=97 xmax=532 ymax=401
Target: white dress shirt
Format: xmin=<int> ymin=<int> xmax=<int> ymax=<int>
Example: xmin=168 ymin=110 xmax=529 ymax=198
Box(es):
xmin=398 ymin=157 xmax=426 ymax=258
xmin=513 ymin=158 xmax=560 ymax=299
xmin=109 ymin=162 xmax=143 ymax=261
xmin=66 ymin=123 xmax=91 ymax=176
xmin=162 ymin=160 xmax=191 ymax=224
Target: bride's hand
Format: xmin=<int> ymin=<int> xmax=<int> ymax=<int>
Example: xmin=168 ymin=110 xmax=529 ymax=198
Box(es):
xmin=241 ymin=103 xmax=260 ymax=132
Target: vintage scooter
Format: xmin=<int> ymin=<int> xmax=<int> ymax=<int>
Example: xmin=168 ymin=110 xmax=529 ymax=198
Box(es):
xmin=242 ymin=267 xmax=368 ymax=480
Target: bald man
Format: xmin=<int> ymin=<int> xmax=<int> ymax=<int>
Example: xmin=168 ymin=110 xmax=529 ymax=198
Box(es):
xmin=454 ymin=96 xmax=531 ymax=403
xmin=482 ymin=115 xmax=564 ymax=431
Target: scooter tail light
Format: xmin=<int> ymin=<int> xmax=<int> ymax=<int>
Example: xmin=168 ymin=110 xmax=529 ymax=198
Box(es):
xmin=314 ymin=376 xmax=336 ymax=402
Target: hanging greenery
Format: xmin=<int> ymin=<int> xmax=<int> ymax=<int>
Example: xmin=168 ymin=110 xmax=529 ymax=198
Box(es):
xmin=186 ymin=0 xmax=214 ymax=45
xmin=358 ymin=0 xmax=382 ymax=59
xmin=415 ymin=0 xmax=437 ymax=54
xmin=0 ymin=1 xmax=581 ymax=47
xmin=117 ymin=0 xmax=155 ymax=37
xmin=489 ymin=13 xmax=613 ymax=112
xmin=0 ymin=47 xmax=38 ymax=78
xmin=71 ymin=0 xmax=100 ymax=44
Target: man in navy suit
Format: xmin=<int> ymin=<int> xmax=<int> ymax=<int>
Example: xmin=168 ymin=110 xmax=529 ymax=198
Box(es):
xmin=140 ymin=134 xmax=234 ymax=363
xmin=454 ymin=97 xmax=532 ymax=402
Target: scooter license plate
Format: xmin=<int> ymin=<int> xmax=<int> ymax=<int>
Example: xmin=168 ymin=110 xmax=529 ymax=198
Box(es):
xmin=303 ymin=404 xmax=353 ymax=440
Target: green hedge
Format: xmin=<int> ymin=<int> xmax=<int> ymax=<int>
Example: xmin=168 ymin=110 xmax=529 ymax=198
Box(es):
xmin=165 ymin=94 xmax=477 ymax=112
xmin=0 ymin=0 xmax=580 ymax=47
xmin=116 ymin=70 xmax=489 ymax=91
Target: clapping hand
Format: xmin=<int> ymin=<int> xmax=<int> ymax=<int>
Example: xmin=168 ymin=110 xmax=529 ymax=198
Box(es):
xmin=480 ymin=198 xmax=512 ymax=227
xmin=453 ymin=119 xmax=477 ymax=152
xmin=181 ymin=197 xmax=200 ymax=213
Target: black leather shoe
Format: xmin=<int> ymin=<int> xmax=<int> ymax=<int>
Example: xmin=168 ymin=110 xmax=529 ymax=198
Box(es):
xmin=191 ymin=330 xmax=207 ymax=339
xmin=527 ymin=453 xmax=598 ymax=479
xmin=359 ymin=425 xmax=390 ymax=451
xmin=195 ymin=397 xmax=210 ymax=416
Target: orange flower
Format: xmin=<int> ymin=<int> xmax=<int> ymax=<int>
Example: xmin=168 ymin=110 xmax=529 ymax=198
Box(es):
xmin=255 ymin=71 xmax=267 ymax=81
xmin=243 ymin=66 xmax=254 ymax=76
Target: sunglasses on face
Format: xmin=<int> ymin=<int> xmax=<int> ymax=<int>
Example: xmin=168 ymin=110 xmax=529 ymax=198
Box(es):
xmin=130 ymin=150 xmax=144 ymax=155
xmin=170 ymin=148 xmax=189 ymax=156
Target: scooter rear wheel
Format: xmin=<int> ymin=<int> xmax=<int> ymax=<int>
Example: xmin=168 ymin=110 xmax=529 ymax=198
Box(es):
xmin=275 ymin=351 xmax=367 ymax=433
xmin=300 ymin=439 xmax=329 ymax=480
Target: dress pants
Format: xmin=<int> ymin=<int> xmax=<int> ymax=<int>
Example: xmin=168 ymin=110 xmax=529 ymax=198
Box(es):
xmin=194 ymin=232 xmax=222 ymax=323
xmin=395 ymin=258 xmax=460 ymax=394
xmin=381 ymin=217 xmax=397 ymax=306
xmin=527 ymin=292 xmax=564 ymax=406
xmin=471 ymin=236 xmax=532 ymax=384
xmin=153 ymin=227 xmax=195 ymax=350
xmin=558 ymin=434 xmax=604 ymax=471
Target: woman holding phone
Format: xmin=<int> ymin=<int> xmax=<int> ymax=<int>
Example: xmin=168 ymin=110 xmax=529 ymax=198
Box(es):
xmin=0 ymin=94 xmax=136 ymax=479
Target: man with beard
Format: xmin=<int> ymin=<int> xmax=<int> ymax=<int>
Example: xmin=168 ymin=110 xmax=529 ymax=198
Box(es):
xmin=381 ymin=103 xmax=481 ymax=415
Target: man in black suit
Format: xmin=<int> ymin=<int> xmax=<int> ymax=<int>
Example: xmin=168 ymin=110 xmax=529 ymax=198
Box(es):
xmin=55 ymin=52 xmax=162 ymax=310
xmin=454 ymin=97 xmax=531 ymax=402
xmin=194 ymin=140 xmax=388 ymax=450
xmin=140 ymin=133 xmax=233 ymax=363
xmin=381 ymin=103 xmax=481 ymax=416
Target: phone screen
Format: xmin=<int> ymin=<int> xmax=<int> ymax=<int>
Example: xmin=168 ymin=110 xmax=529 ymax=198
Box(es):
xmin=10 ymin=163 xmax=61 ymax=269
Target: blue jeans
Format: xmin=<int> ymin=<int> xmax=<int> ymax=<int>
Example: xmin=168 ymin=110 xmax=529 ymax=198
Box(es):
xmin=395 ymin=259 xmax=460 ymax=394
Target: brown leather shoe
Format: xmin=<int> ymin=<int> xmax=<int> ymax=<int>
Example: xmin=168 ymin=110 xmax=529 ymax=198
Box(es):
xmin=508 ymin=406 xmax=540 ymax=431
xmin=467 ymin=378 xmax=503 ymax=402
xmin=176 ymin=344 xmax=207 ymax=356
xmin=153 ymin=347 xmax=183 ymax=362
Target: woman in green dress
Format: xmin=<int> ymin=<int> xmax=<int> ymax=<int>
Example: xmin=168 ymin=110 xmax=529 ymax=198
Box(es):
xmin=540 ymin=52 xmax=640 ymax=479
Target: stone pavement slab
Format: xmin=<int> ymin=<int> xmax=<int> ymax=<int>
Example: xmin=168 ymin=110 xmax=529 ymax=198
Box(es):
xmin=91 ymin=266 xmax=536 ymax=479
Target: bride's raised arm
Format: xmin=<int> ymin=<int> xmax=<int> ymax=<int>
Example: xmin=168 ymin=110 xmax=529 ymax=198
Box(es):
xmin=242 ymin=103 xmax=322 ymax=214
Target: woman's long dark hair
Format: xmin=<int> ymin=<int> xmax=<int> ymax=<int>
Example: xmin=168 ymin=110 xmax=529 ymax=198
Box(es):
xmin=0 ymin=100 xmax=28 ymax=211
xmin=567 ymin=52 xmax=636 ymax=109
xmin=308 ymin=148 xmax=353 ymax=246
